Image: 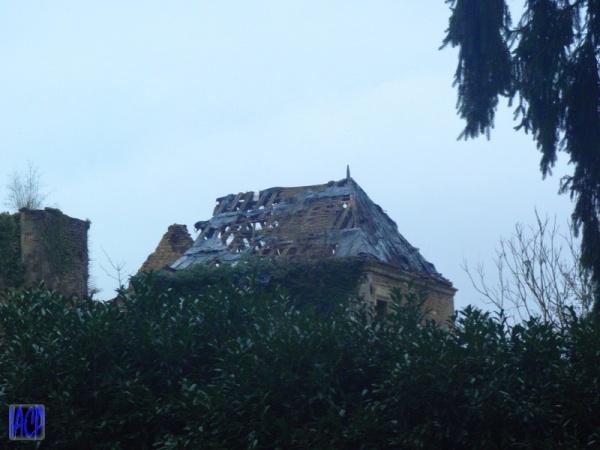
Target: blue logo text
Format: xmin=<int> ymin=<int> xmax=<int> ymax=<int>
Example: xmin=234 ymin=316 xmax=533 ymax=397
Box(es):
xmin=8 ymin=404 xmax=45 ymax=441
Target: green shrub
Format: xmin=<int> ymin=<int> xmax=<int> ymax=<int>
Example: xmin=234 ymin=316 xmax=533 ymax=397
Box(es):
xmin=1 ymin=273 xmax=600 ymax=449
xmin=138 ymin=256 xmax=365 ymax=314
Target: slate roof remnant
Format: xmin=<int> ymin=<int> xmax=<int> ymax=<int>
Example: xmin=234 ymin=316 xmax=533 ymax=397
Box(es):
xmin=170 ymin=177 xmax=451 ymax=285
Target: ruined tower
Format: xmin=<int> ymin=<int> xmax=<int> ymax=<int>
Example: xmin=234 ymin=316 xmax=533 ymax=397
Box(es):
xmin=19 ymin=208 xmax=90 ymax=297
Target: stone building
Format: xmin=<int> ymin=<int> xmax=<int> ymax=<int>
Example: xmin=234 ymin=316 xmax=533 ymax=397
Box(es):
xmin=143 ymin=175 xmax=456 ymax=324
xmin=19 ymin=208 xmax=90 ymax=297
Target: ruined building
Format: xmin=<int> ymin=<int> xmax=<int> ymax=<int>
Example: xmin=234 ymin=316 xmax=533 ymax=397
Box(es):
xmin=142 ymin=174 xmax=456 ymax=323
xmin=0 ymin=208 xmax=90 ymax=297
xmin=138 ymin=224 xmax=194 ymax=274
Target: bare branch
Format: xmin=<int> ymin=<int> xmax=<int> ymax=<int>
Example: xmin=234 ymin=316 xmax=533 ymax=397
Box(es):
xmin=464 ymin=210 xmax=593 ymax=326
xmin=99 ymin=247 xmax=129 ymax=290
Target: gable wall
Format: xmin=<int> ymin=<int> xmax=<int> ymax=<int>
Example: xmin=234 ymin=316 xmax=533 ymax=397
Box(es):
xmin=138 ymin=224 xmax=193 ymax=274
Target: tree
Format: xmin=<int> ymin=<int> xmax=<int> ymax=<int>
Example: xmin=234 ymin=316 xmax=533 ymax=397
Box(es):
xmin=442 ymin=1 xmax=600 ymax=316
xmin=464 ymin=210 xmax=593 ymax=326
xmin=3 ymin=161 xmax=50 ymax=211
xmin=99 ymin=247 xmax=129 ymax=292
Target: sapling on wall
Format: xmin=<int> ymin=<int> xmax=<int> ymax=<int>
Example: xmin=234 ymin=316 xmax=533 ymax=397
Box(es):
xmin=4 ymin=161 xmax=51 ymax=211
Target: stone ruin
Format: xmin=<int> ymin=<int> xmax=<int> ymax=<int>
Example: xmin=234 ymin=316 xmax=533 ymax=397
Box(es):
xmin=19 ymin=208 xmax=89 ymax=297
xmin=141 ymin=175 xmax=456 ymax=324
xmin=137 ymin=224 xmax=193 ymax=274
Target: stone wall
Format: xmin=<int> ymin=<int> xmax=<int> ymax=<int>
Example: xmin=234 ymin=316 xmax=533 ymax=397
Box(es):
xmin=357 ymin=261 xmax=456 ymax=326
xmin=138 ymin=224 xmax=193 ymax=273
xmin=20 ymin=208 xmax=90 ymax=297
xmin=141 ymin=225 xmax=455 ymax=324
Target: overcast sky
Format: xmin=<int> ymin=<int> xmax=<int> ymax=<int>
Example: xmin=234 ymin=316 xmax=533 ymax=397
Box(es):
xmin=0 ymin=1 xmax=575 ymax=312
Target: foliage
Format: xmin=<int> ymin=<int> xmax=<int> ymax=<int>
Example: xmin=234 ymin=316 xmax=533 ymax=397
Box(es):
xmin=3 ymin=161 xmax=50 ymax=211
xmin=1 ymin=275 xmax=600 ymax=448
xmin=464 ymin=210 xmax=593 ymax=326
xmin=138 ymin=256 xmax=366 ymax=314
xmin=0 ymin=212 xmax=25 ymax=290
xmin=442 ymin=0 xmax=600 ymax=315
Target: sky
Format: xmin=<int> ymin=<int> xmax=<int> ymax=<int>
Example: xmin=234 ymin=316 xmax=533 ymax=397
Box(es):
xmin=0 ymin=1 xmax=576 ymax=312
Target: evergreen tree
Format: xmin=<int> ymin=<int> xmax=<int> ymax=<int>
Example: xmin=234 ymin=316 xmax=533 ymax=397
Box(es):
xmin=443 ymin=0 xmax=600 ymax=316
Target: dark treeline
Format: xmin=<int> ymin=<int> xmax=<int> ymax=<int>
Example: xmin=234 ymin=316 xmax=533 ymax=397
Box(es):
xmin=1 ymin=268 xmax=600 ymax=449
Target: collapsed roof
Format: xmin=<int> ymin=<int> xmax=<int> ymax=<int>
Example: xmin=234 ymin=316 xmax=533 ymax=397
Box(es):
xmin=170 ymin=177 xmax=451 ymax=285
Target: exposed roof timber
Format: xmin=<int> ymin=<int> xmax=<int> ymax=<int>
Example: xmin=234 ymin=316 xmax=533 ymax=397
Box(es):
xmin=171 ymin=177 xmax=451 ymax=285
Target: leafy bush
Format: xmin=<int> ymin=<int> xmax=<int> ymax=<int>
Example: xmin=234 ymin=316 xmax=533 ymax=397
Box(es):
xmin=140 ymin=256 xmax=365 ymax=314
xmin=1 ymin=272 xmax=600 ymax=448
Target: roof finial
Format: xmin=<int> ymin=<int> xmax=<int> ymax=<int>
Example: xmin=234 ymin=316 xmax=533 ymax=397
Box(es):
xmin=346 ymin=164 xmax=350 ymax=179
